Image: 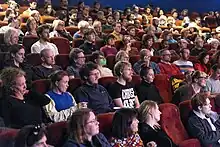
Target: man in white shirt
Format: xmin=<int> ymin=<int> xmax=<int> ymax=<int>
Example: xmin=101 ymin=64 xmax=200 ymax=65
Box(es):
xmin=31 ymin=24 xmax=59 ymax=55
xmin=173 ymin=48 xmax=194 ymax=74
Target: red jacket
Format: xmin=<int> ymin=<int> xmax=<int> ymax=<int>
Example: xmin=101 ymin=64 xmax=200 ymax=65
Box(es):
xmin=158 ymin=61 xmax=182 ymax=76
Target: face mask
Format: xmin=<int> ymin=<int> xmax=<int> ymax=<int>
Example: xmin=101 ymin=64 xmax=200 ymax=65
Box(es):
xmin=100 ymin=58 xmax=106 ymax=66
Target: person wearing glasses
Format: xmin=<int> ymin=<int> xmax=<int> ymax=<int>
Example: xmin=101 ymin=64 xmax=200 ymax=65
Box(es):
xmin=74 ymin=62 xmax=114 ymax=114
xmin=190 ymin=37 xmax=207 ymax=57
xmin=14 ymin=125 xmax=51 ymax=147
xmin=66 ymin=48 xmax=86 ymax=79
xmin=133 ymin=49 xmax=160 ymax=75
xmin=158 ymin=49 xmax=181 ymax=77
xmin=63 ymin=108 xmax=111 ymax=147
xmin=172 ymin=70 xmax=207 ymax=105
xmin=44 ymin=70 xmax=77 ymax=123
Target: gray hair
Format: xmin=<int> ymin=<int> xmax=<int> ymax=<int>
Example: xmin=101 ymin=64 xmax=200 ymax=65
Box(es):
xmin=4 ymin=28 xmax=18 ymax=45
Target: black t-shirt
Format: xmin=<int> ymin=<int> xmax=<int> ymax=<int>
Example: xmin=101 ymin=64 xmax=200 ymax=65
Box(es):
xmin=108 ymin=82 xmax=137 ymax=108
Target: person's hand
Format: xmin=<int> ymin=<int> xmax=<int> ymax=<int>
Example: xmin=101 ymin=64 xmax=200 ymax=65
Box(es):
xmin=153 ymin=122 xmax=161 ymax=130
xmin=146 ymin=141 xmax=157 ymax=147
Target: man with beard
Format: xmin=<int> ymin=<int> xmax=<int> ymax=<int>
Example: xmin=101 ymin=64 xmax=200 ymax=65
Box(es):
xmin=74 ymin=62 xmax=114 ymax=114
xmin=56 ymin=0 xmax=69 ymax=25
xmin=31 ymin=24 xmax=59 ymax=55
xmin=172 ymin=70 xmax=207 ymax=105
xmin=108 ymin=61 xmax=140 ymax=108
xmin=173 ymin=48 xmax=194 ymax=74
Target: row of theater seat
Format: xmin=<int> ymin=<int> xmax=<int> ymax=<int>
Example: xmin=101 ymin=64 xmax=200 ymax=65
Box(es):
xmin=3 ymin=100 xmax=219 ymax=147
xmin=31 ymin=74 xmax=180 ymax=103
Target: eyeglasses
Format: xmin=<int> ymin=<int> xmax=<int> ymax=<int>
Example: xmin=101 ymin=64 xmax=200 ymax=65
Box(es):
xmin=86 ymin=118 xmax=98 ymax=124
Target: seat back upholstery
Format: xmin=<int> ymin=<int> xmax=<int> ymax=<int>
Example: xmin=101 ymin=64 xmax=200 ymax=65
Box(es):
xmin=50 ymin=37 xmax=70 ymax=54
xmin=47 ymin=121 xmax=68 ymax=147
xmin=22 ymin=36 xmax=39 ymax=54
xmin=32 ymin=79 xmax=51 ymax=94
xmin=154 ymin=74 xmax=172 ymax=102
xmin=0 ymin=128 xmax=18 ymax=147
xmin=97 ymin=112 xmax=114 ymax=139
xmin=98 ymin=76 xmax=117 ymax=90
xmin=26 ymin=53 xmax=42 ymax=66
xmin=55 ymin=54 xmax=70 ymax=70
xmin=159 ymin=103 xmax=189 ymax=145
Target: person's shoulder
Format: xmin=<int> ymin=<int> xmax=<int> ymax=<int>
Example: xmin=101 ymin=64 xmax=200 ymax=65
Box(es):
xmin=63 ymin=139 xmax=82 ymax=147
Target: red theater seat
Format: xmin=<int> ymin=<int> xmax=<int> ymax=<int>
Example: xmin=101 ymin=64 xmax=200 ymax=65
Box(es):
xmin=131 ymin=41 xmax=142 ymax=51
xmin=22 ymin=35 xmax=39 ymax=54
xmin=151 ymin=56 xmax=161 ymax=63
xmin=159 ymin=103 xmax=201 ymax=147
xmin=97 ymin=112 xmax=114 ymax=139
xmin=32 ymin=79 xmax=50 ymax=94
xmin=65 ymin=26 xmax=79 ymax=36
xmin=98 ymin=76 xmax=117 ymax=90
xmin=72 ymin=38 xmax=84 ymax=48
xmin=47 ymin=121 xmax=68 ymax=147
xmin=132 ymin=75 xmax=142 ymax=87
xmin=26 ymin=53 xmax=42 ymax=66
xmin=154 ymin=74 xmax=172 ymax=102
xmin=106 ymin=55 xmax=116 ymax=70
xmin=67 ymin=78 xmax=83 ymax=95
xmin=50 ymin=37 xmax=70 ymax=54
xmin=129 ymin=55 xmax=140 ymax=66
xmin=0 ymin=129 xmax=18 ymax=147
xmin=55 ymin=54 xmax=70 ymax=70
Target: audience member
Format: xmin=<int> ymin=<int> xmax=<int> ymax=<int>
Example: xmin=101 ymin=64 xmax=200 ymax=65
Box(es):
xmin=0 ymin=67 xmax=50 ymax=128
xmin=1 ymin=27 xmax=19 ymax=52
xmin=31 ymin=24 xmax=59 ymax=55
xmin=44 ymin=70 xmax=77 ymax=122
xmin=63 ymin=108 xmax=111 ymax=147
xmin=32 ymin=49 xmax=61 ymax=80
xmin=23 ymin=0 xmax=37 ymax=15
xmin=137 ymin=66 xmax=163 ymax=103
xmin=74 ymin=62 xmax=114 ymax=114
xmin=204 ymin=64 xmax=220 ymax=94
xmin=25 ymin=17 xmax=37 ymax=36
xmin=79 ymin=29 xmax=98 ymax=55
xmin=133 ymin=49 xmax=160 ymax=74
xmin=73 ymin=21 xmax=90 ymax=39
xmin=194 ymin=52 xmax=211 ymax=74
xmin=190 ymin=37 xmax=207 ymax=56
xmin=3 ymin=44 xmax=34 ymax=88
xmin=115 ymin=50 xmax=130 ymax=62
xmin=3 ymin=8 xmax=15 ymax=22
xmin=172 ymin=70 xmax=207 ymax=105
xmin=111 ymin=22 xmax=123 ymax=40
xmin=50 ymin=19 xmax=73 ymax=41
xmin=93 ymin=20 xmax=105 ymax=40
xmin=110 ymin=108 xmax=146 ymax=147
xmin=158 ymin=49 xmax=182 ymax=76
xmin=100 ymin=34 xmax=117 ymax=56
xmin=30 ymin=10 xmax=41 ymax=25
xmin=43 ymin=3 xmax=56 ymax=16
xmin=91 ymin=51 xmax=113 ymax=77
xmin=66 ymin=48 xmax=85 ymax=79
xmin=56 ymin=0 xmax=69 ymax=25
xmin=14 ymin=125 xmax=50 ymax=147
xmin=173 ymin=48 xmax=194 ymax=74
xmin=142 ymin=34 xmax=159 ymax=56
xmin=188 ymin=94 xmax=220 ymax=147
xmin=138 ymin=100 xmax=177 ymax=147
xmin=120 ymin=35 xmax=139 ymax=56
xmin=109 ymin=61 xmax=140 ymax=108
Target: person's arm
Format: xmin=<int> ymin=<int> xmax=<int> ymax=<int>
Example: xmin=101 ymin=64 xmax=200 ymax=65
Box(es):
xmin=188 ymin=116 xmax=220 ymax=145
xmin=135 ymin=96 xmax=140 ymax=108
xmin=44 ymin=94 xmax=77 ymax=122
xmin=113 ymin=98 xmax=124 ymax=107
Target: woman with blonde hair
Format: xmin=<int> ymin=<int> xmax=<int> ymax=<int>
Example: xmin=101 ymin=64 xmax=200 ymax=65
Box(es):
xmin=115 ymin=50 xmax=130 ymax=63
xmin=50 ymin=19 xmax=73 ymax=41
xmin=138 ymin=100 xmax=177 ymax=147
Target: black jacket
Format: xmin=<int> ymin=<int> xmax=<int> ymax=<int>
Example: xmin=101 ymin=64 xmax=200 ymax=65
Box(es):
xmin=188 ymin=111 xmax=220 ymax=147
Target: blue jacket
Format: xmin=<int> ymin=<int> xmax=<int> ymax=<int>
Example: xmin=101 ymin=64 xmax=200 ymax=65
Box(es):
xmin=62 ymin=133 xmax=111 ymax=147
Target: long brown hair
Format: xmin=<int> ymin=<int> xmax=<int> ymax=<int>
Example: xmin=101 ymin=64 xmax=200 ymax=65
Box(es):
xmin=68 ymin=108 xmax=93 ymax=144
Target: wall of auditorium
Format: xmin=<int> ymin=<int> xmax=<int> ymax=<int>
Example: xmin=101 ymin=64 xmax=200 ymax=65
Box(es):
xmin=61 ymin=0 xmax=219 ymax=13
